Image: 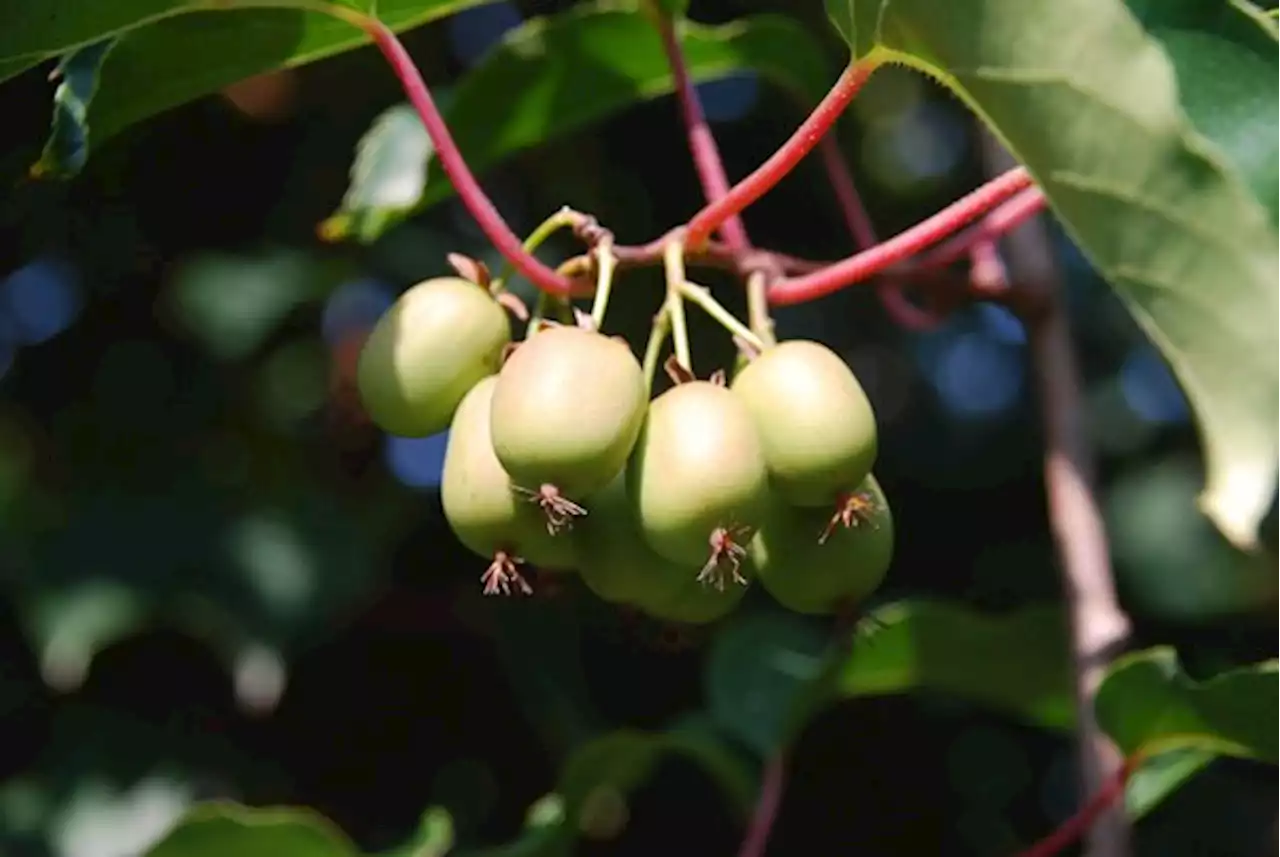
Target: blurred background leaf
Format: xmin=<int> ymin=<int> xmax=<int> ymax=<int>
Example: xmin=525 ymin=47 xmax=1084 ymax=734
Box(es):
xmin=324 ymin=4 xmax=832 ymax=242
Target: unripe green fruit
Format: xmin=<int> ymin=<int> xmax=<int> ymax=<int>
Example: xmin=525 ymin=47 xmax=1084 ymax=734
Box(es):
xmin=573 ymin=471 xmax=691 ymax=609
xmin=441 ymin=376 xmax=577 ymax=581
xmin=357 ymin=277 xmax=511 ymax=437
xmin=640 ymin=569 xmax=748 ymax=625
xmin=750 ymin=474 xmax=894 ymax=615
xmin=731 ymin=340 xmax=877 ymax=507
xmin=490 ymin=326 xmax=647 ymax=499
xmin=627 ymin=381 xmax=770 ymax=578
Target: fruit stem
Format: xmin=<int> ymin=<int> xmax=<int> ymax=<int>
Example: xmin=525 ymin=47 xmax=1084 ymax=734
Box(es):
xmin=490 ymin=205 xmax=581 ymax=295
xmin=744 ymin=270 xmax=776 ymax=347
xmin=663 ymin=238 xmax=694 ymax=373
xmin=767 ymin=166 xmax=1035 ymax=305
xmin=642 ymin=306 xmax=672 ymax=393
xmin=678 ymin=280 xmax=765 ymax=352
xmin=684 ymin=57 xmax=882 ymax=250
xmin=309 ymin=1 xmax=576 ymax=296
xmin=589 ymin=237 xmax=618 ymax=330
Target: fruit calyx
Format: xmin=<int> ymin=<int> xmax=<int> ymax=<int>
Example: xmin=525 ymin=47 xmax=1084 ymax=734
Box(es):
xmin=697 ymin=523 xmax=752 ymax=591
xmin=513 ymin=482 xmax=588 ymax=534
xmin=481 ymin=549 xmax=534 ymax=596
xmin=819 ymin=490 xmax=881 ymax=545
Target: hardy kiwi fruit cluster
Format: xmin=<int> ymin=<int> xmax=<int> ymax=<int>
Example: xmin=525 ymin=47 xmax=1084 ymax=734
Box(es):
xmin=357 ymin=274 xmax=894 ymax=624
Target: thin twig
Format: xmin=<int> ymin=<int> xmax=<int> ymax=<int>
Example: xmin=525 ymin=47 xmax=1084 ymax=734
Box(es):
xmin=981 ymin=139 xmax=1132 ymax=857
xmin=656 ymin=11 xmax=750 ymax=252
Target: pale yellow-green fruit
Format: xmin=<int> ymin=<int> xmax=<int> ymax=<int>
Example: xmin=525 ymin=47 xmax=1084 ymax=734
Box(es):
xmin=357 ymin=277 xmax=510 ymax=437
xmin=441 ymin=376 xmax=576 ymax=570
xmin=731 ymin=340 xmax=877 ymax=507
xmin=490 ymin=325 xmax=647 ymax=498
xmin=627 ymin=381 xmax=770 ymax=566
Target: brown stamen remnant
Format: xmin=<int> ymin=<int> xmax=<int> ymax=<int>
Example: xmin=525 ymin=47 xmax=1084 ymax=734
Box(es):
xmin=447 ymin=253 xmax=492 ymax=289
xmin=819 ymin=490 xmax=880 ymax=545
xmin=481 ymin=550 xmax=533 ymax=596
xmin=697 ymin=524 xmax=752 ymax=591
xmin=513 ymin=483 xmax=588 ymax=534
xmin=708 ymin=369 xmax=727 ymax=387
xmin=663 ymin=354 xmax=696 ymax=386
xmin=495 ymin=290 xmax=530 ymax=321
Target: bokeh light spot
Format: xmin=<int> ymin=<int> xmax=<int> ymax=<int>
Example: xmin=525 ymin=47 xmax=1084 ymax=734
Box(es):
xmin=447 ymin=2 xmax=523 ymax=67
xmin=3 ymin=256 xmax=83 ymax=345
xmin=1119 ymin=345 xmax=1188 ymax=425
xmin=386 ymin=431 xmax=450 ymax=490
xmin=321 ymin=278 xmax=395 ymax=346
xmin=976 ymin=303 xmax=1026 ymax=346
xmin=929 ymin=332 xmax=1025 ymax=419
xmin=698 ymin=72 xmax=760 ymax=123
xmin=227 ymin=513 xmax=315 ymax=615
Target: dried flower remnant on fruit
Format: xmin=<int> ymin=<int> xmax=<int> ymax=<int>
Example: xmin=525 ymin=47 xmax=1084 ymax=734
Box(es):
xmin=447 ymin=253 xmax=491 ymax=289
xmin=698 ymin=524 xmax=752 ymax=591
xmin=481 ymin=550 xmax=533 ymax=596
xmin=820 ymin=490 xmax=880 ymax=545
xmin=513 ymin=483 xmax=588 ymax=534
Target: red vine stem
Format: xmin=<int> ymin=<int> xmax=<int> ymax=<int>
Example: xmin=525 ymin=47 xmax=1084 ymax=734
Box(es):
xmin=656 ymin=11 xmax=750 ymax=252
xmin=918 ymin=186 xmax=1047 ymax=271
xmin=338 ymin=10 xmax=575 ymax=296
xmin=736 ymin=753 xmax=788 ymax=857
xmin=818 ymin=134 xmax=877 ymax=251
xmin=1013 ymin=756 xmax=1137 ymax=857
xmin=684 ymin=59 xmax=881 ymax=249
xmin=767 ymin=166 xmax=1034 ymax=305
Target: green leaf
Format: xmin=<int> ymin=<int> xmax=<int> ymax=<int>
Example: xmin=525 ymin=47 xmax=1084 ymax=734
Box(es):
xmin=1095 ymin=647 xmax=1278 ymax=763
xmin=320 ymin=103 xmax=435 ymax=244
xmin=705 ymin=611 xmax=829 ymax=756
xmin=825 ymin=601 xmax=1076 ymax=729
xmin=450 ymin=727 xmax=752 ymax=855
xmin=825 ymin=0 xmax=1279 ymax=552
xmin=144 ymin=802 xmax=359 ymax=857
xmin=379 ymin=807 xmax=455 ymax=857
xmin=1124 ymin=748 xmax=1215 ymax=819
xmin=558 ymin=727 xmax=756 ymax=826
xmin=30 ymin=38 xmax=117 ymax=179
xmin=1157 ymin=30 xmax=1278 ymax=227
xmin=16 ymin=1 xmax=501 ymax=176
xmin=706 ymin=602 xmax=1075 ymax=757
xmin=324 ymin=5 xmax=831 ymax=241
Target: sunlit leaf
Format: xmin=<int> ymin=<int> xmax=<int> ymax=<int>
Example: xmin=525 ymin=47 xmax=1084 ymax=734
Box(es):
xmin=144 ymin=802 xmax=357 ymax=857
xmin=29 ymin=38 xmax=117 ymax=179
xmin=824 ymin=0 xmax=1279 ymax=550
xmin=11 ymin=1 xmax=501 ymax=176
xmin=1095 ymin=647 xmax=1278 ymax=763
xmin=319 ymin=103 xmax=435 ymax=244
xmin=1124 ymin=748 xmax=1215 ymax=819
